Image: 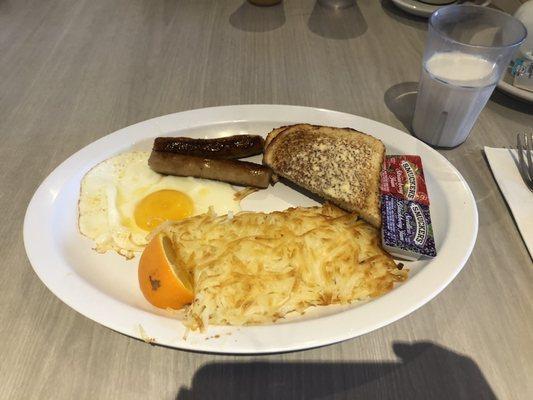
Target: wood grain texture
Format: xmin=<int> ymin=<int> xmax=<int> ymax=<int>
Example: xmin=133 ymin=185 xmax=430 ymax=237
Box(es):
xmin=1 ymin=0 xmax=532 ymax=399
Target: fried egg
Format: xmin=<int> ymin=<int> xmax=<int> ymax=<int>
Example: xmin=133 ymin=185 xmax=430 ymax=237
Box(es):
xmin=78 ymin=151 xmax=241 ymax=258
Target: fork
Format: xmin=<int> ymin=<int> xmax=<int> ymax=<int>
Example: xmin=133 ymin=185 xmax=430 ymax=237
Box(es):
xmin=517 ymin=132 xmax=533 ymax=192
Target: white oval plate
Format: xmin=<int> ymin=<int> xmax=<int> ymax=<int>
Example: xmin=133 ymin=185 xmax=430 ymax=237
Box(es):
xmin=24 ymin=105 xmax=477 ymax=354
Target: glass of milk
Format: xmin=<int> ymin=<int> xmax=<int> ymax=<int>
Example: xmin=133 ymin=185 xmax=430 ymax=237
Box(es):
xmin=412 ymin=5 xmax=527 ymax=148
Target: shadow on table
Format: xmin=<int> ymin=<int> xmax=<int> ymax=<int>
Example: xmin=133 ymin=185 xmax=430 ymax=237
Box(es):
xmin=487 ymin=89 xmax=533 ymax=116
xmin=176 ymin=342 xmax=497 ymax=400
xmin=0 ymin=0 xmax=11 ymax=13
xmin=384 ymin=81 xmax=418 ymax=134
xmin=380 ymin=0 xmax=427 ymax=31
xmin=308 ymin=1 xmax=367 ymax=40
xmin=230 ymin=1 xmax=286 ymax=32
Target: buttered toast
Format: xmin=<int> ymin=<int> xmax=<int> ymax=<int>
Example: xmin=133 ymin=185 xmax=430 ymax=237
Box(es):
xmin=263 ymin=124 xmax=385 ymax=227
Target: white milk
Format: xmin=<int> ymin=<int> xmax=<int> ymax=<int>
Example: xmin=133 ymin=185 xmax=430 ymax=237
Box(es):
xmin=412 ymin=52 xmax=497 ymax=147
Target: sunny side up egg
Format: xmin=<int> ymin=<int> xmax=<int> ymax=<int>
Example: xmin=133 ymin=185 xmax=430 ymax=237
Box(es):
xmin=78 ymin=151 xmax=241 ymax=258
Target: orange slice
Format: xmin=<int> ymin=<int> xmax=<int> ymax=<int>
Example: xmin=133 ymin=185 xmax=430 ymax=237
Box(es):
xmin=138 ymin=233 xmax=194 ymax=309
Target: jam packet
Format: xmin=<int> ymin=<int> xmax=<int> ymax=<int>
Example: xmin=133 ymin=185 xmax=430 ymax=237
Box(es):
xmin=381 ymin=155 xmax=429 ymax=205
xmin=511 ymin=58 xmax=533 ymax=93
xmin=380 ymin=155 xmax=436 ymax=260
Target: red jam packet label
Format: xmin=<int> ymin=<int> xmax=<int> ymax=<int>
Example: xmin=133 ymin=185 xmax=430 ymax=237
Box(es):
xmin=380 ymin=155 xmax=430 ymax=206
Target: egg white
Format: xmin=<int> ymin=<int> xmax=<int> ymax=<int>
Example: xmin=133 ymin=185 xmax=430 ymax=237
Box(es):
xmin=78 ymin=151 xmax=241 ymax=258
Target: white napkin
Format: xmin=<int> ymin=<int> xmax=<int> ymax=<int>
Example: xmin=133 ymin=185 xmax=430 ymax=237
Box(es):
xmin=485 ymin=147 xmax=533 ymax=258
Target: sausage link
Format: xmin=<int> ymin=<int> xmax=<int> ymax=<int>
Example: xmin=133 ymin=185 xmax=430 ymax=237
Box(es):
xmin=148 ymin=151 xmax=272 ymax=188
xmin=153 ymin=135 xmax=264 ymax=159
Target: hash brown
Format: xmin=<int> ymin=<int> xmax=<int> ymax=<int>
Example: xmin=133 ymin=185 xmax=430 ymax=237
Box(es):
xmin=157 ymin=204 xmax=407 ymax=331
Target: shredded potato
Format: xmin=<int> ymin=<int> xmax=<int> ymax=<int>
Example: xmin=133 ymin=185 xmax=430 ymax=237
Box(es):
xmin=160 ymin=204 xmax=407 ymax=331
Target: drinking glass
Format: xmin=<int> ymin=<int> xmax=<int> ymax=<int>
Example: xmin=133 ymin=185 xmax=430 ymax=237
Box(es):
xmin=412 ymin=5 xmax=526 ymax=148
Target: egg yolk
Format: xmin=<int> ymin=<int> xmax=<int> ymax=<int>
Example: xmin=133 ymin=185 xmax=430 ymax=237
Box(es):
xmin=134 ymin=190 xmax=194 ymax=231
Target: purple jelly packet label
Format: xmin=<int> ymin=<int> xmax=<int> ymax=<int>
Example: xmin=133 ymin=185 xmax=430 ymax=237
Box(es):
xmin=381 ymin=194 xmax=436 ymax=260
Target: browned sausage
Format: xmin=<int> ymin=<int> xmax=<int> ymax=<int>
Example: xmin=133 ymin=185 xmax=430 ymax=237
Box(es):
xmin=148 ymin=151 xmax=272 ymax=188
xmin=153 ymin=135 xmax=264 ymax=159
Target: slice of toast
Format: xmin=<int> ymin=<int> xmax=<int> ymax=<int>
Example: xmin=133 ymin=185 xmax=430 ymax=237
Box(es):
xmin=263 ymin=124 xmax=385 ymax=227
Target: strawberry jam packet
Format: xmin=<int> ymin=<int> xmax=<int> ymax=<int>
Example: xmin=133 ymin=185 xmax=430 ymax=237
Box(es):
xmin=381 ymin=155 xmax=429 ymax=205
xmin=380 ymin=155 xmax=436 ymax=260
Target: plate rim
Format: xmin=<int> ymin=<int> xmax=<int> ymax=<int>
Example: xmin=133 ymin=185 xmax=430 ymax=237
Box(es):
xmin=23 ymin=104 xmax=478 ymax=354
xmin=391 ymin=0 xmax=454 ymax=18
xmin=497 ymin=79 xmax=533 ymax=103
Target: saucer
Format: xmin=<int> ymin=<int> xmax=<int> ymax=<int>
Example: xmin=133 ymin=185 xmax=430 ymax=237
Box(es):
xmin=391 ymin=0 xmax=491 ymax=18
xmin=391 ymin=0 xmax=456 ymax=17
xmin=497 ymin=70 xmax=533 ymax=103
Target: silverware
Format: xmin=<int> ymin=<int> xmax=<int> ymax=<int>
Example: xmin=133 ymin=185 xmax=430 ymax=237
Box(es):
xmin=517 ymin=132 xmax=533 ymax=192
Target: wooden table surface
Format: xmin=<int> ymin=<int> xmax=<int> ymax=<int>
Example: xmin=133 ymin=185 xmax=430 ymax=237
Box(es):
xmin=2 ymin=0 xmax=532 ymax=399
